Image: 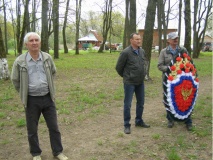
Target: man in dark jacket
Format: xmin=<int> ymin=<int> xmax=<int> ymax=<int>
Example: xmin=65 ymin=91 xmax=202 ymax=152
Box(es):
xmin=115 ymin=32 xmax=150 ymax=134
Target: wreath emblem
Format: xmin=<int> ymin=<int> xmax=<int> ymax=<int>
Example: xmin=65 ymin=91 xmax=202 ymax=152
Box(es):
xmin=163 ymin=53 xmax=199 ymax=120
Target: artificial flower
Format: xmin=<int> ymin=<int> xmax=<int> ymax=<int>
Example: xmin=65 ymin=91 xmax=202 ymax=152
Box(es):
xmin=183 ymin=53 xmax=188 ymax=58
xmin=170 ymin=65 xmax=176 ymax=71
xmin=177 ymin=70 xmax=182 ymax=74
xmin=176 ymin=57 xmax=182 ymax=62
xmin=179 ymin=63 xmax=184 ymax=69
xmin=168 ymin=75 xmax=174 ymax=81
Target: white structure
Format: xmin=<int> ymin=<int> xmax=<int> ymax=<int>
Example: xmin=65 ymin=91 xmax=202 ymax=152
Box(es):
xmin=0 ymin=58 xmax=10 ymax=80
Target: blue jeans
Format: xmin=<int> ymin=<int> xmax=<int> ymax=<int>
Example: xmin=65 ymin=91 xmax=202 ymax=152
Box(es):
xmin=123 ymin=83 xmax=145 ymax=127
xmin=26 ymin=93 xmax=63 ymax=157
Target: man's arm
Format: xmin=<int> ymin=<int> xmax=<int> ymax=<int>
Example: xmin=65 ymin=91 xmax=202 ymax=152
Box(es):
xmin=115 ymin=52 xmax=127 ymax=77
xmin=11 ymin=60 xmax=20 ymax=92
xmin=157 ymin=49 xmax=168 ymax=72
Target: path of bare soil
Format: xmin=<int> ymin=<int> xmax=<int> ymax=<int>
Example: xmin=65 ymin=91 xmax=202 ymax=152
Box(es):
xmin=0 ymin=75 xmax=212 ymax=160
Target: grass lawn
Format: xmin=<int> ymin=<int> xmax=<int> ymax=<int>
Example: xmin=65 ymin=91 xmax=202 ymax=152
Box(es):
xmin=0 ymin=50 xmax=212 ymax=160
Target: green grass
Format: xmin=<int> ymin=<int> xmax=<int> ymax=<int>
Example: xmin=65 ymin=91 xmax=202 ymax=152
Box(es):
xmin=167 ymin=148 xmax=181 ymax=160
xmin=152 ymin=134 xmax=161 ymax=140
xmin=16 ymin=118 xmax=26 ymax=127
xmin=193 ymin=52 xmax=212 ymax=76
xmin=0 ymin=50 xmax=212 ymax=160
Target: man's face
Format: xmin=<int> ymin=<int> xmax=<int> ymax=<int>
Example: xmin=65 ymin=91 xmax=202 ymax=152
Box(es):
xmin=130 ymin=34 xmax=141 ymax=48
xmin=25 ymin=35 xmax=41 ymax=52
xmin=168 ymin=37 xmax=179 ymax=46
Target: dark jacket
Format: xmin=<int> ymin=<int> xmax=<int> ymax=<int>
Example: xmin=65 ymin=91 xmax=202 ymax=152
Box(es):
xmin=115 ymin=45 xmax=147 ymax=85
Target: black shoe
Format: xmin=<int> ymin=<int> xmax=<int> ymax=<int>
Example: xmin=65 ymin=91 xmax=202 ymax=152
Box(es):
xmin=124 ymin=126 xmax=131 ymax=134
xmin=167 ymin=121 xmax=174 ymax=128
xmin=186 ymin=124 xmax=193 ymax=131
xmin=135 ymin=122 xmax=150 ymax=128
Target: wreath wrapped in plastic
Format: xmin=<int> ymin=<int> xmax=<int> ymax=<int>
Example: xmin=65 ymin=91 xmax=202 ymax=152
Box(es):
xmin=163 ymin=53 xmax=199 ymax=120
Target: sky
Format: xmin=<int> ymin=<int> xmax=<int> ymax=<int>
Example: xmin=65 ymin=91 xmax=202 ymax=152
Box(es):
xmin=80 ymin=0 xmax=180 ymax=29
xmin=9 ymin=0 xmax=194 ymax=45
xmin=79 ymin=0 xmax=183 ymax=43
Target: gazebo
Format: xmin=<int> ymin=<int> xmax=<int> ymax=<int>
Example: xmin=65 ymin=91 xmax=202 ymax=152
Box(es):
xmin=78 ymin=30 xmax=103 ymax=50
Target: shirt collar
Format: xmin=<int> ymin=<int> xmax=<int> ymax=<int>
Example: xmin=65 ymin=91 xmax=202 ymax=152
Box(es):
xmin=26 ymin=52 xmax=42 ymax=62
xmin=131 ymin=46 xmax=140 ymax=55
xmin=168 ymin=45 xmax=178 ymax=54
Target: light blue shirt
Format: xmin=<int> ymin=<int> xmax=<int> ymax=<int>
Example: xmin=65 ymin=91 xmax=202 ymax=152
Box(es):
xmin=169 ymin=45 xmax=179 ymax=55
xmin=133 ymin=49 xmax=139 ymax=55
xmin=26 ymin=52 xmax=49 ymax=96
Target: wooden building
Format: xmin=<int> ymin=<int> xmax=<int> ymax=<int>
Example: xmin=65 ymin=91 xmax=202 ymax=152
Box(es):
xmin=138 ymin=28 xmax=178 ymax=47
xmin=203 ymin=35 xmax=213 ymax=43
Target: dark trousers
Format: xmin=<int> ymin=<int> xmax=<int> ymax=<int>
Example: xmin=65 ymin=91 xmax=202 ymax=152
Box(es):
xmin=123 ymin=83 xmax=145 ymax=127
xmin=26 ymin=93 xmax=63 ymax=157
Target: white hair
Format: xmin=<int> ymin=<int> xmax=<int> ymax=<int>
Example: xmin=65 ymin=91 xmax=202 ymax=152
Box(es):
xmin=24 ymin=32 xmax=41 ymax=44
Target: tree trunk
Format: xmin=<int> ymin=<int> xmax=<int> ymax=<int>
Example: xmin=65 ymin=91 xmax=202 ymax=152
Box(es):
xmin=184 ymin=0 xmax=191 ymax=55
xmin=98 ymin=0 xmax=112 ymax=53
xmin=31 ymin=0 xmax=37 ymax=31
xmin=9 ymin=5 xmax=17 ymax=56
xmin=142 ymin=0 xmax=157 ymax=80
xmin=193 ymin=0 xmax=212 ymax=58
xmin=75 ymin=0 xmax=82 ymax=55
xmin=53 ymin=0 xmax=59 ymax=58
xmin=41 ymin=0 xmax=49 ymax=53
xmin=123 ymin=0 xmax=136 ymax=49
xmin=0 ymin=27 xmax=10 ymax=80
xmin=3 ymin=0 xmax=8 ymax=55
xmin=17 ymin=0 xmax=30 ymax=55
xmin=16 ymin=0 xmax=21 ymax=55
xmin=178 ymin=0 xmax=182 ymax=46
xmin=157 ymin=0 xmax=163 ymax=54
xmin=63 ymin=0 xmax=70 ymax=54
xmin=162 ymin=0 xmax=168 ymax=48
xmin=0 ymin=27 xmax=6 ymax=58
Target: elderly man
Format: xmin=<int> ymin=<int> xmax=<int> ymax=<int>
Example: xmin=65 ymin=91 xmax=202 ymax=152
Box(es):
xmin=11 ymin=32 xmax=68 ymax=160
